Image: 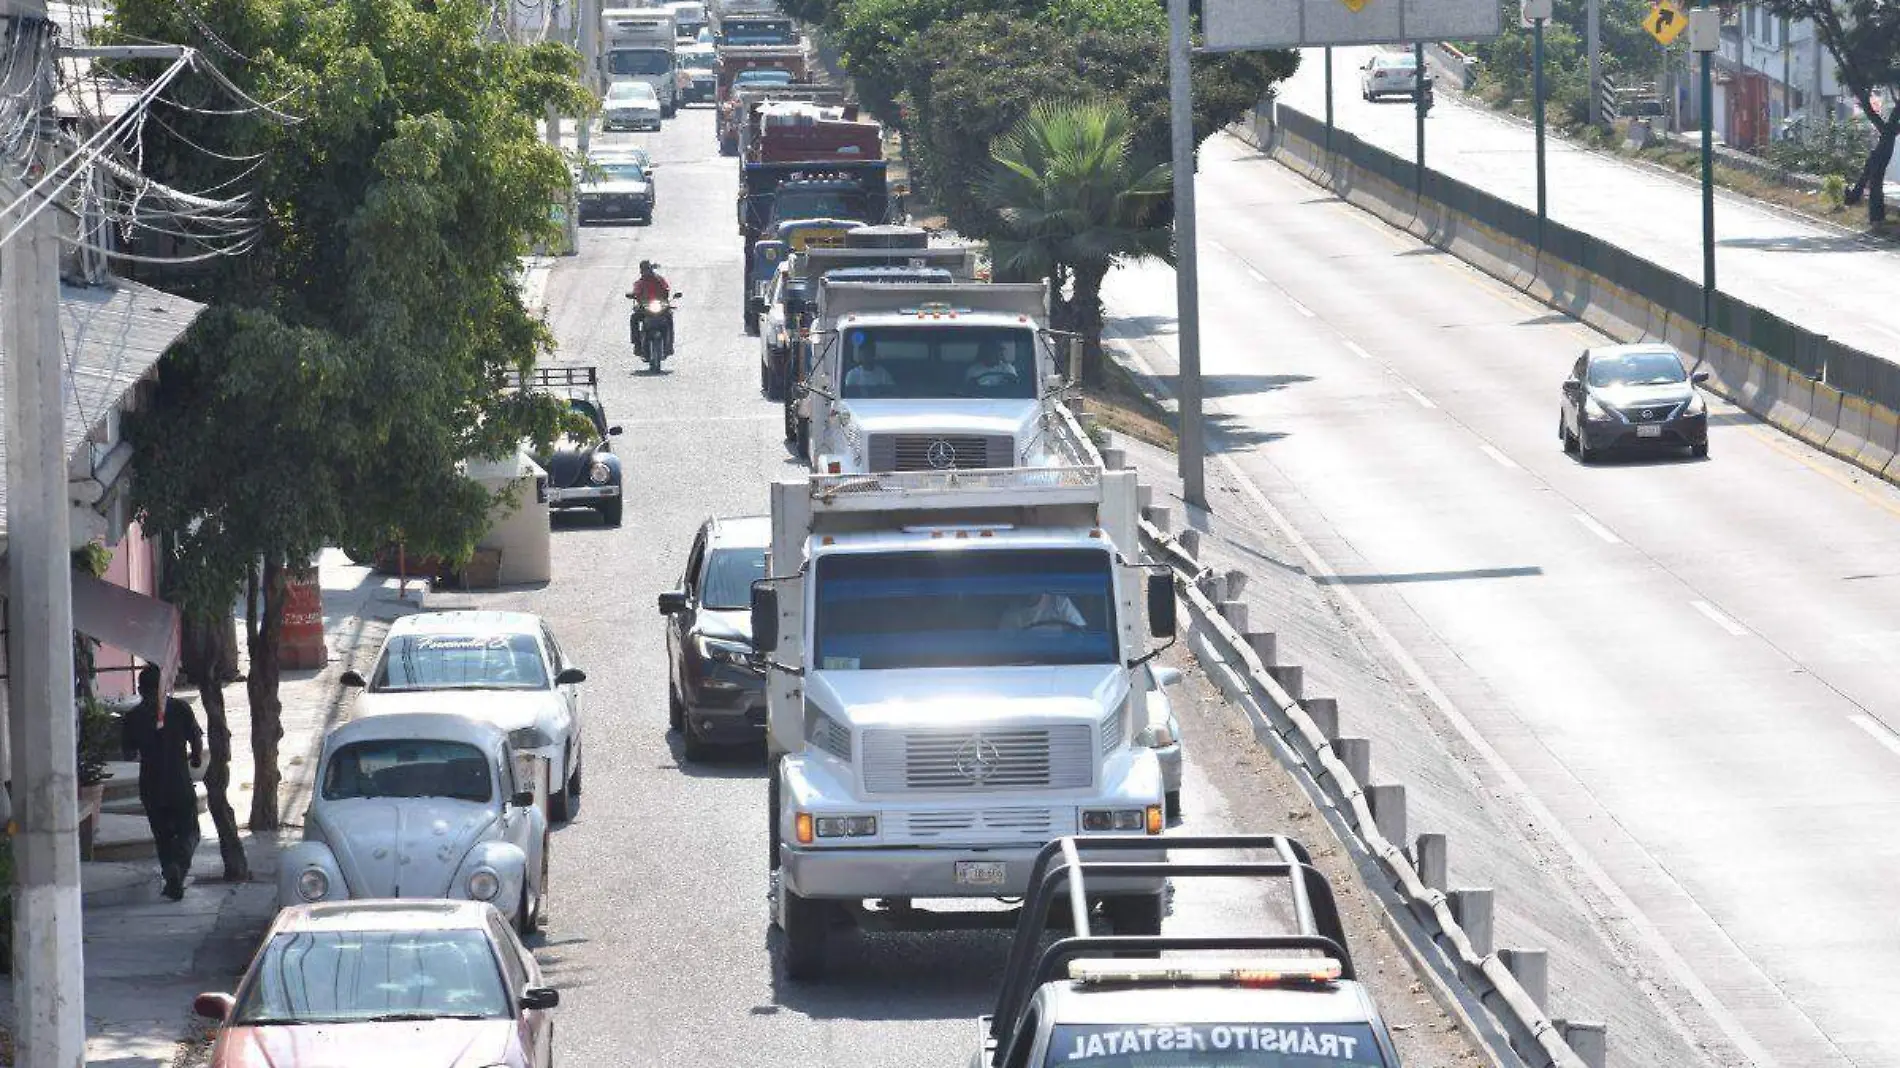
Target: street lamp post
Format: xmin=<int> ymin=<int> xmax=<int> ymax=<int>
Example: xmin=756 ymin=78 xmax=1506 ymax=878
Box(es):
xmin=1414 ymin=41 xmax=1426 ymax=195
xmin=1689 ymin=5 xmax=1718 ymax=325
xmin=1167 ymin=0 xmax=1205 ymax=510
xmin=1324 ymin=47 xmax=1334 ymax=152
xmin=1525 ymin=0 xmax=1552 ymax=249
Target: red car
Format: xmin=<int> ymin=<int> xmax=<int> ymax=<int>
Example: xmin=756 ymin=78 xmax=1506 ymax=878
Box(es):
xmin=194 ymin=899 xmax=559 ymax=1068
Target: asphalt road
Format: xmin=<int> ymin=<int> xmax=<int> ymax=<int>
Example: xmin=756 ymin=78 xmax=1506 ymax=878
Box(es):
xmin=425 ymin=108 xmax=1480 ymax=1068
xmin=1103 ymin=132 xmax=1900 ymax=1068
xmin=1277 ymin=45 xmax=1900 ymax=363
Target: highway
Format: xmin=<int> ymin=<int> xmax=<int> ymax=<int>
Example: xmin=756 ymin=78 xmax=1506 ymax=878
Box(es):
xmin=429 ymin=108 xmax=1478 ymax=1068
xmin=1103 ymin=131 xmax=1900 ymax=1068
xmin=1277 ymin=45 xmax=1900 ymax=362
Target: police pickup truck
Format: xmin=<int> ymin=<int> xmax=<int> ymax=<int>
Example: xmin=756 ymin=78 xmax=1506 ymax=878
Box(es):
xmin=977 ymin=835 xmax=1405 ymax=1068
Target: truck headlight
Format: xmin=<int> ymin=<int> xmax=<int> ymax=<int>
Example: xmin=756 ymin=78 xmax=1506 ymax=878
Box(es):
xmin=296 ymin=868 xmax=329 ymax=901
xmin=467 ymin=869 xmax=502 ymax=901
xmin=588 ymin=460 xmax=612 ymax=485
xmin=1136 ymin=722 xmax=1176 ymax=748
xmin=509 ymin=726 xmax=556 ymax=751
xmin=814 ymin=815 xmax=877 ymax=838
xmin=1081 ymin=809 xmax=1148 ymax=832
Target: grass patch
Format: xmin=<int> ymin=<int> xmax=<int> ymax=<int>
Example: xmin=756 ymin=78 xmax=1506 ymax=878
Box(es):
xmin=1078 ymin=350 xmax=1177 ymax=453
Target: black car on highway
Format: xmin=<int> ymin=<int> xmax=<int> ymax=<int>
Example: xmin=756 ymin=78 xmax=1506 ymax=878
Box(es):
xmin=1560 ymin=344 xmax=1710 ymax=462
xmin=659 ymin=515 xmax=770 ymax=761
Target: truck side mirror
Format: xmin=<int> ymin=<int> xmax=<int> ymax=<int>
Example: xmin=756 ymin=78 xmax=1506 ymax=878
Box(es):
xmin=1146 ymin=573 xmax=1176 ymax=638
xmin=751 ymin=585 xmax=779 ymax=651
xmin=340 ymin=670 xmax=366 ymax=688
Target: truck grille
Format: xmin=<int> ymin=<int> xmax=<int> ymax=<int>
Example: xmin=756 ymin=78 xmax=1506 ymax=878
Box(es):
xmin=1099 ymin=704 xmax=1125 ymax=754
xmin=867 ymin=434 xmax=1014 ymax=472
xmin=862 ymin=725 xmax=1093 ymax=792
xmin=889 ymin=806 xmax=1072 ymax=841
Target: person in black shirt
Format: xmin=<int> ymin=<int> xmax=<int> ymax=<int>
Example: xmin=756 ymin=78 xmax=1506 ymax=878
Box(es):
xmin=121 ymin=664 xmax=203 ymax=900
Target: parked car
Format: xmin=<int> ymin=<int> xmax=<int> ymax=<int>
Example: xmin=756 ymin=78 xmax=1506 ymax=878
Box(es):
xmin=1559 ymin=344 xmax=1710 ymax=462
xmin=602 ymin=79 xmax=663 ymax=131
xmin=659 ymin=514 xmax=770 ymax=761
xmin=278 ymin=714 xmax=551 ymax=933
xmin=342 ymin=610 xmax=587 ymax=821
xmin=577 ymin=156 xmax=654 ymax=225
xmin=513 ymin=364 xmax=624 ymax=525
xmin=193 ymin=899 xmax=558 ymax=1068
xmin=1360 ymin=51 xmax=1419 ymax=101
xmin=1141 ymin=664 xmax=1186 ymax=819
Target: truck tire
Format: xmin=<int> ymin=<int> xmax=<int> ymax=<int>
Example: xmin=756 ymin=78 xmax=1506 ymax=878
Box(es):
xmin=767 ymin=765 xmax=782 ymax=871
xmin=1103 ymin=892 xmax=1164 ymax=936
xmin=780 ymin=887 xmax=830 ymax=980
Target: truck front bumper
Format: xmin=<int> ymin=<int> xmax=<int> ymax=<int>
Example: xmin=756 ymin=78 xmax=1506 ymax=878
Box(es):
xmin=781 ymin=842 xmax=1165 ymax=900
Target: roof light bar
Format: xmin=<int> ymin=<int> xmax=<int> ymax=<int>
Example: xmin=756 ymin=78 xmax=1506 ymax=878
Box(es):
xmin=1068 ymin=957 xmax=1342 ymax=987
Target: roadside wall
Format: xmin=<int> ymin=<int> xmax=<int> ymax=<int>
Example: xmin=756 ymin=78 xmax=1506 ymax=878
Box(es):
xmin=1236 ymin=100 xmax=1900 ymax=486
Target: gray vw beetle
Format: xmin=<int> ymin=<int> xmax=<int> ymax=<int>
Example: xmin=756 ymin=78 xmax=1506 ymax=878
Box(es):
xmin=278 ymin=712 xmax=551 ymax=934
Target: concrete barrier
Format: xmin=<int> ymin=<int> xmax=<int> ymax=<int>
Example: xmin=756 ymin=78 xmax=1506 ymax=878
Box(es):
xmin=1798 ymin=380 xmax=1843 ymax=451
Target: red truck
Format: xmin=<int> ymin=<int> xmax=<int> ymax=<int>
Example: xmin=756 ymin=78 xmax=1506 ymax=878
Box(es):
xmin=744 ymin=100 xmax=881 ymax=164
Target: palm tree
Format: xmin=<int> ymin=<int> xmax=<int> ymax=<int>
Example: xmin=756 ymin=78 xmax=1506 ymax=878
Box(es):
xmin=983 ymin=100 xmax=1171 ymax=386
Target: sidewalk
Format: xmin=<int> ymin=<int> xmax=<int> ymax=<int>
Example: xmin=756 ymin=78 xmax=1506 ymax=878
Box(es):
xmin=0 ymin=550 xmax=429 ymax=1067
xmin=1277 ymin=45 xmax=1900 ymax=364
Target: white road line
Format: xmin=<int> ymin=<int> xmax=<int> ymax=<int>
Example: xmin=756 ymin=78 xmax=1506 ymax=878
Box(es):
xmin=1401 ymin=387 xmax=1435 ymax=409
xmin=1343 ymin=340 xmax=1375 ymax=361
xmin=1286 ymin=296 xmax=1316 ymax=318
xmin=1247 ymin=268 xmax=1267 ymax=283
xmin=1689 ymin=600 xmax=1750 ymax=636
xmin=1573 ymin=513 xmax=1623 ymax=544
xmin=1209 ymin=239 xmax=1231 ymax=254
xmin=1479 ymin=444 xmax=1520 ymax=470
xmin=1848 ymin=714 xmax=1900 ymax=759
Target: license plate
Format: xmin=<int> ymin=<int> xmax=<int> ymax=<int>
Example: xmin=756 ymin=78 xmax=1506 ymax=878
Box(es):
xmin=1637 ymin=425 xmax=1663 ymax=438
xmin=954 ymin=861 xmax=1008 ymax=888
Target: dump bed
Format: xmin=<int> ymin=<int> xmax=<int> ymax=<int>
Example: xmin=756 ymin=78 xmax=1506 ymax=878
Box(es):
xmin=800 ymin=245 xmax=979 ymax=282
xmin=748 ymin=102 xmax=881 ymax=164
xmin=816 ymin=280 xmax=1046 ymax=325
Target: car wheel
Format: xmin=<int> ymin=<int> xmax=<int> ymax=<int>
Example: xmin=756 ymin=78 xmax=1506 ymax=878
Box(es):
xmin=1562 ymin=420 xmax=1578 ymax=454
xmin=780 ymin=886 xmax=831 ymax=980
xmin=1103 ymin=892 xmax=1165 ymax=936
xmin=680 ymin=719 xmax=711 ymax=763
xmin=598 ymin=497 xmax=623 ymax=527
xmin=515 ymin=885 xmax=535 ymax=937
xmin=1691 ymin=441 xmax=1709 ymax=458
xmin=1577 ymin=431 xmax=1598 ymax=464
xmin=548 ymin=749 xmax=573 ymax=823
xmin=668 ymin=684 xmax=684 ymax=732
xmin=531 ymin=833 xmax=551 ymax=931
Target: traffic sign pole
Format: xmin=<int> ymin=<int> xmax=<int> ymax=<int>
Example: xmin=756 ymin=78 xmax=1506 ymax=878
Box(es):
xmin=1324 ymin=47 xmax=1334 ymax=153
xmin=1414 ymin=41 xmax=1426 ymax=196
xmin=1693 ymin=4 xmax=1716 ymax=326
xmin=1168 ymin=0 xmax=1206 ymax=511
xmin=1533 ymin=15 xmax=1547 ymax=249
xmin=1586 ymin=0 xmax=1602 ymax=125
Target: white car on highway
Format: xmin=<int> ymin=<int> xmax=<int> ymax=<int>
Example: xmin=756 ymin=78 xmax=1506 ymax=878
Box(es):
xmin=343 ymin=610 xmax=587 ymax=821
xmin=278 ymin=713 xmax=551 ymax=933
xmin=1360 ymin=51 xmax=1419 ymax=101
xmin=603 ymin=79 xmax=663 ymax=131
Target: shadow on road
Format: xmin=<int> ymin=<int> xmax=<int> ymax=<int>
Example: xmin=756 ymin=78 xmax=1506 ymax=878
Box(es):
xmin=663 ymin=731 xmax=768 ymax=779
xmin=1717 ymin=233 xmax=1877 ymax=253
xmin=1317 ymin=564 xmax=1545 ymax=586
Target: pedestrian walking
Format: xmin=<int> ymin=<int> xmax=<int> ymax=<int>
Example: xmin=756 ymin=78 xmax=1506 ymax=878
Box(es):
xmin=121 ymin=664 xmax=203 ymax=900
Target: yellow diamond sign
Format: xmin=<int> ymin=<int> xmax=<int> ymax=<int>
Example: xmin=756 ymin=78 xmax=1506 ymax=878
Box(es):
xmin=1339 ymin=0 xmax=1369 ymax=10
xmin=1644 ymin=0 xmax=1687 ymax=44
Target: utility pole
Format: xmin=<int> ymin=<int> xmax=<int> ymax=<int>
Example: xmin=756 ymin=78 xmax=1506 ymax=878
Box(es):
xmin=576 ymin=0 xmax=597 ymax=157
xmin=1167 ymin=0 xmax=1205 ymax=511
xmin=1413 ymin=41 xmax=1426 ymax=195
xmin=1527 ymin=0 xmax=1551 ymax=248
xmin=1323 ymin=47 xmax=1334 ymax=152
xmin=1586 ymin=0 xmax=1602 ymax=125
xmin=2 ymin=1 xmax=87 ymax=1064
xmin=1690 ymin=4 xmax=1717 ymax=326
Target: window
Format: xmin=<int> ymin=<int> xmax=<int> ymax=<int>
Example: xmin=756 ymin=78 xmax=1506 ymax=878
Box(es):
xmin=700 ymin=546 xmax=767 ymax=610
xmin=488 ymin=914 xmax=528 ymax=992
xmin=1587 ymin=351 xmax=1687 ymax=388
xmin=608 ymin=50 xmax=672 ymax=77
xmin=322 ymin=739 xmax=493 ymax=803
xmin=683 ymin=527 xmax=709 ymax=594
xmin=838 ymin=325 xmax=1039 ymax=400
xmin=370 ymin=632 xmax=551 ymax=691
xmin=231 ymin=928 xmax=512 ymax=1024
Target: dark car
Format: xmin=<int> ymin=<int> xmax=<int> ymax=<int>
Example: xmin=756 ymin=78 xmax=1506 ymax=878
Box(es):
xmin=658 ymin=515 xmax=770 ymax=761
xmin=1560 ymin=344 xmax=1710 ymax=462
xmin=515 ymin=366 xmax=624 ymax=525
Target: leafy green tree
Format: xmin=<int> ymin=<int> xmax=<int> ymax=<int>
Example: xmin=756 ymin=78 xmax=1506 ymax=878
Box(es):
xmin=113 ymin=0 xmax=582 ymax=830
xmin=1466 ymin=0 xmax=1663 ymax=125
xmin=984 ymin=100 xmax=1171 ymax=385
xmin=1762 ymin=0 xmax=1899 ymax=222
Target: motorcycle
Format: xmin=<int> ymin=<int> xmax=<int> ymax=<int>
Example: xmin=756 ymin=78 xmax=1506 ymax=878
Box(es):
xmin=629 ymin=291 xmax=683 ymax=373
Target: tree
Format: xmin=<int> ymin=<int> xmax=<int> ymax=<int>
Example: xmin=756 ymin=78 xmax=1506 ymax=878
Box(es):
xmin=1762 ymin=0 xmax=1899 ymax=223
xmin=984 ymin=100 xmax=1171 ymax=386
xmin=114 ymin=0 xmax=581 ymax=830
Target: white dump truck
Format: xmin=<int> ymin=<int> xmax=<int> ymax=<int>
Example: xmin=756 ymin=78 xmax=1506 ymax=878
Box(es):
xmin=803 ymin=280 xmax=1091 ymax=475
xmin=602 ymin=8 xmax=679 ymax=116
xmin=749 ymin=465 xmax=1178 ymax=980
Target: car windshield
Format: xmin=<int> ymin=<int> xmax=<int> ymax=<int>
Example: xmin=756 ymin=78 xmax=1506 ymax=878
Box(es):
xmin=702 ymin=546 xmax=767 ymax=610
xmin=1588 ymin=351 xmax=1686 ymax=387
xmin=837 ymin=325 xmax=1039 ymax=400
xmin=1377 ymin=55 xmax=1416 ymax=69
xmin=736 ymin=70 xmax=794 ymax=85
xmin=590 ymin=162 xmax=648 ymax=183
xmin=608 ymin=51 xmax=672 ymax=76
xmin=772 ymin=189 xmax=869 ymax=223
xmin=814 ymin=548 xmax=1116 ymax=670
xmin=231 ymin=928 xmax=511 ymax=1025
xmin=681 ymin=55 xmax=716 ymax=71
xmin=370 ymin=632 xmax=550 ymax=692
xmin=321 ymin=739 xmax=492 ymax=803
xmin=1044 ymin=1023 xmax=1387 ymax=1067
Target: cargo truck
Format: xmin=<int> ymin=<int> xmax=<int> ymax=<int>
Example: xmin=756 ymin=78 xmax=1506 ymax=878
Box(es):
xmin=749 ymin=465 xmax=1179 ymax=979
xmin=720 ymin=80 xmax=842 ymax=156
xmin=714 ymin=12 xmax=798 ymax=46
xmin=602 ymin=8 xmax=680 ymax=117
xmin=738 ymin=161 xmax=890 ymax=333
xmin=744 ymin=99 xmax=880 ymax=164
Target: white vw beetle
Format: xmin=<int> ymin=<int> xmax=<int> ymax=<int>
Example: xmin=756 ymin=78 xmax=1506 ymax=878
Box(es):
xmin=279 ymin=713 xmax=550 ymax=934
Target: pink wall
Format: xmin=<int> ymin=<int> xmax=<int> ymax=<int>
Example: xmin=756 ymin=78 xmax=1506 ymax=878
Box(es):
xmin=92 ymin=519 xmax=156 ymax=702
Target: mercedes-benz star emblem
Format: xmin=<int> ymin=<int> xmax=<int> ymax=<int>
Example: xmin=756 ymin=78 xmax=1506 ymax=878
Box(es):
xmin=926 ymin=439 xmax=958 ymax=469
xmin=953 ymin=735 xmax=1004 ymax=783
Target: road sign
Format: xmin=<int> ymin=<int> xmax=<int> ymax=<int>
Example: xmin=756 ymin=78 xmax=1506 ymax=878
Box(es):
xmin=1203 ymin=0 xmax=1503 ymax=50
xmin=1644 ymin=0 xmax=1687 ymax=45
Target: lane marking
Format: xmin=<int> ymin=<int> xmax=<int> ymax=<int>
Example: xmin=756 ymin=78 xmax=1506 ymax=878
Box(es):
xmin=1209 ymin=239 xmax=1231 ymax=254
xmin=1287 ymin=296 xmax=1316 ymax=318
xmin=1573 ymin=513 xmax=1623 ymax=544
xmin=1479 ymin=444 xmax=1520 ymax=470
xmin=1401 ymin=387 xmax=1435 ymax=409
xmin=1689 ymin=600 xmax=1749 ymax=637
xmin=1343 ymin=340 xmax=1375 ymax=361
xmin=1848 ymin=714 xmax=1900 ymax=759
xmin=1247 ymin=268 xmax=1267 ymax=283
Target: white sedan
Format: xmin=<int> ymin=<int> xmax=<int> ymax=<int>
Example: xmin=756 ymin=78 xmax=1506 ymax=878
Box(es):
xmin=1360 ymin=51 xmax=1420 ymax=101
xmin=343 ymin=610 xmax=586 ymax=821
xmin=603 ymin=79 xmax=663 ymax=131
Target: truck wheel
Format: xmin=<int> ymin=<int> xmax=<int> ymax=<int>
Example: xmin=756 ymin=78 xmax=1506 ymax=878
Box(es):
xmin=1103 ymin=892 xmax=1164 ymax=936
xmin=1165 ymin=789 xmax=1181 ymax=821
xmin=767 ymin=766 xmax=782 ymax=871
xmin=780 ymin=888 xmax=830 ymax=981
xmin=744 ymin=307 xmax=760 ymax=336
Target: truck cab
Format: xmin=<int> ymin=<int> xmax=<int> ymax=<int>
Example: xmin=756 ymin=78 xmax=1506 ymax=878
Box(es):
xmin=750 ymin=467 xmax=1180 ymax=980
xmin=602 ymin=8 xmax=679 ymax=116
xmin=980 ymin=835 xmax=1406 ymax=1068
xmin=738 ymin=163 xmax=890 ymax=332
xmin=714 ymin=13 xmax=798 ymax=46
xmin=804 ymin=281 xmax=1084 ymax=474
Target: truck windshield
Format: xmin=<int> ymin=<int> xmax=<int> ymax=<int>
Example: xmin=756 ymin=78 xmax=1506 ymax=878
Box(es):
xmin=772 ymin=189 xmax=870 ymax=222
xmin=839 ymin=325 xmax=1038 ymax=400
xmin=609 ymin=49 xmax=673 ymax=76
xmin=1045 ymin=1024 xmax=1387 ymax=1067
xmin=813 ymin=548 xmax=1116 ymax=670
xmin=721 ymin=23 xmax=794 ymax=43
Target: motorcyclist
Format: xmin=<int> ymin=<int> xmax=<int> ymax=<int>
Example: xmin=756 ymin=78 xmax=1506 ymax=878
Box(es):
xmin=627 ymin=260 xmax=675 ymax=356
